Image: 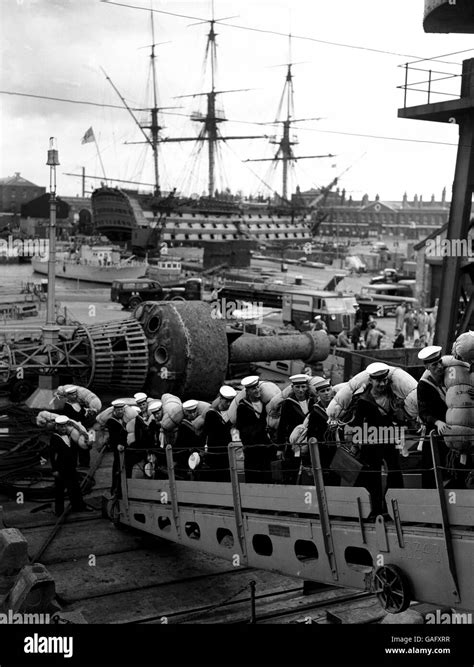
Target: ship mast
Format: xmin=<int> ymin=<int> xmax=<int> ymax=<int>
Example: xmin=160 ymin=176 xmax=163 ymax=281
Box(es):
xmin=246 ymin=35 xmax=334 ymax=204
xmin=150 ymin=10 xmax=161 ymax=196
xmin=163 ymin=5 xmax=266 ymax=198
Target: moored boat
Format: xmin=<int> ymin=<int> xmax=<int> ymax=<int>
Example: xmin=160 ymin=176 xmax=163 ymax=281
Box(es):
xmin=31 ymin=244 xmax=147 ymax=285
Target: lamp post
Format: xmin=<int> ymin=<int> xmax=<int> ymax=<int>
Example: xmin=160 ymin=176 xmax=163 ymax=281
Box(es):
xmin=46 ymin=138 xmax=59 ymax=326
xmin=25 ymin=138 xmax=61 ymax=408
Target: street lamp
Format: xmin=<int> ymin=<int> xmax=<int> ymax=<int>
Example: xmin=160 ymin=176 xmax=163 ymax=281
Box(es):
xmin=46 ymin=137 xmax=59 ymax=326
xmin=25 ymin=138 xmax=61 ymax=408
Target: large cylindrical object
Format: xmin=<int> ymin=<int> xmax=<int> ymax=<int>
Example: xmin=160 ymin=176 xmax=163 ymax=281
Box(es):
xmin=135 ymin=301 xmax=229 ymax=399
xmin=424 ymin=0 xmax=474 ymax=33
xmin=134 ymin=301 xmax=330 ymax=399
xmin=229 ymin=330 xmax=329 ymax=364
xmin=73 ymin=319 xmax=149 ymax=391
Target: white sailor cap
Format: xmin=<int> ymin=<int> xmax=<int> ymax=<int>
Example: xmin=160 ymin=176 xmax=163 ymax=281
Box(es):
xmin=219 ymin=385 xmax=237 ymax=400
xmin=241 ymin=376 xmax=260 ymax=389
xmin=148 ymin=400 xmax=163 ymax=413
xmin=111 ymin=399 xmax=126 ymax=408
xmin=418 ymin=345 xmax=442 ymax=364
xmin=134 ymin=392 xmax=148 ymax=404
xmin=182 ymin=399 xmax=198 ymax=411
xmin=65 ymin=386 xmax=77 ymax=394
xmin=311 ymin=376 xmax=331 ymax=390
xmin=55 ymin=415 xmax=69 ymax=425
xmin=366 ymin=362 xmax=391 ymax=378
xmin=289 ymin=374 xmax=309 ymax=385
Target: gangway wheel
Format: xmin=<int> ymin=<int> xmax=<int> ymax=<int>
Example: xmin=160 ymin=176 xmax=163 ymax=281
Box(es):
xmin=373 ymin=564 xmax=411 ymax=613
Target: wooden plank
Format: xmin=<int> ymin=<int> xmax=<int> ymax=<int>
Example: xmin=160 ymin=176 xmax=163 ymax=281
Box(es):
xmin=241 ymin=484 xmax=372 ymax=519
xmin=127 ymin=479 xmax=372 ymax=518
xmin=47 ymin=543 xmax=239 ymax=603
xmin=65 ymin=569 xmax=302 ymax=624
xmin=385 ymin=489 xmax=474 ymax=526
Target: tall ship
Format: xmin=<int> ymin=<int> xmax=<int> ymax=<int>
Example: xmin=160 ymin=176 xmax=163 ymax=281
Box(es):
xmin=89 ymin=11 xmax=336 ymax=253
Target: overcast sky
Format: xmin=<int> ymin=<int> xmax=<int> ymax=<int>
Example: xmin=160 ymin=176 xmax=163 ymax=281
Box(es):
xmin=1 ymin=0 xmax=472 ymax=201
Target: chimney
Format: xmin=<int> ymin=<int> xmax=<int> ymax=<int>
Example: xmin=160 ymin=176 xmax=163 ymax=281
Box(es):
xmin=431 ymin=193 xmax=435 ymax=204
xmin=442 ymin=186 xmax=446 ymax=204
xmin=419 ymin=194 xmax=423 ymax=207
xmin=414 ymin=194 xmax=418 ymax=206
xmin=15 ymin=172 xmax=20 ymax=178
xmin=362 ymin=193 xmax=369 ymax=206
xmin=403 ymin=192 xmax=407 ymax=208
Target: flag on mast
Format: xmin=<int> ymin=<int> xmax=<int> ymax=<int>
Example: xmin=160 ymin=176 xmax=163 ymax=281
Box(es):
xmin=81 ymin=127 xmax=95 ymax=144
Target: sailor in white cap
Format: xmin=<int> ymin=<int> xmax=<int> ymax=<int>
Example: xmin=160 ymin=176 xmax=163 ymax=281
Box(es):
xmin=416 ymin=345 xmax=454 ymax=488
xmin=125 ymin=392 xmax=160 ymax=478
xmin=56 ymin=385 xmax=102 ymax=468
xmin=174 ymin=399 xmax=209 ymax=473
xmin=202 ymin=386 xmax=238 ymax=482
xmin=236 ymin=376 xmax=275 ymax=483
xmin=310 ymin=376 xmax=334 ymax=407
xmin=294 ymin=376 xmax=340 ymax=486
xmin=348 ymin=361 xmax=405 ymax=516
xmin=49 ymin=416 xmax=92 ymax=516
xmin=95 ymin=399 xmax=141 ymax=495
xmin=276 ymin=375 xmax=313 ymax=448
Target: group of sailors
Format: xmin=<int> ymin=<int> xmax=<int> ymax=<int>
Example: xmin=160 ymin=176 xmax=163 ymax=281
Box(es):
xmin=45 ymin=340 xmax=473 ymax=519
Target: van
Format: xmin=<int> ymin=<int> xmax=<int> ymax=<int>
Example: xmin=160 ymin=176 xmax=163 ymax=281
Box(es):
xmin=111 ymin=279 xmax=164 ymax=310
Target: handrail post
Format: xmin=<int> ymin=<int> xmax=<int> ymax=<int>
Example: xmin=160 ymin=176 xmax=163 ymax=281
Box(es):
xmin=429 ymin=431 xmax=460 ymax=603
xmin=228 ymin=442 xmax=248 ymax=563
xmin=308 ymin=438 xmax=338 ymax=581
xmin=165 ymin=444 xmax=181 ymax=537
xmin=404 ymin=63 xmax=408 ymax=107
xmin=428 ymin=69 xmax=432 ymax=104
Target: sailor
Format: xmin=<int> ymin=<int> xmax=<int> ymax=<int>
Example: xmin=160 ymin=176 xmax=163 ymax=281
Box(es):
xmin=276 ymin=374 xmax=313 ymax=448
xmin=304 ymin=377 xmax=339 ymax=485
xmin=173 ymin=399 xmax=206 ymax=477
xmin=236 ymin=376 xmax=275 ymax=483
xmin=417 ymin=346 xmax=457 ymax=488
xmin=49 ymin=415 xmax=93 ymax=516
xmin=57 ymin=385 xmax=102 ymax=467
xmin=202 ymin=385 xmax=237 ymax=482
xmin=124 ymin=393 xmax=157 ymax=477
xmin=349 ymin=362 xmax=405 ymax=517
xmin=95 ymin=399 xmax=137 ymax=495
xmin=129 ymin=400 xmax=166 ymax=479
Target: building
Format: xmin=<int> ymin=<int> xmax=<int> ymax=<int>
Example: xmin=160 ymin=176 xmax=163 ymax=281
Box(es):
xmin=0 ymin=173 xmax=45 ymax=214
xmin=309 ymin=189 xmax=450 ymax=241
xmin=20 ymin=194 xmax=71 ymax=239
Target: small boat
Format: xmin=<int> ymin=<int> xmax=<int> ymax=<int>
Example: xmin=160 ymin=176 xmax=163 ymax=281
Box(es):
xmin=31 ymin=244 xmax=147 ymax=285
xmin=145 ymin=256 xmax=184 ymax=283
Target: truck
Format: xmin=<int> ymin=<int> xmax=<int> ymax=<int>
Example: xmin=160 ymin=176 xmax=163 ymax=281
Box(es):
xmin=281 ymin=291 xmax=358 ymax=334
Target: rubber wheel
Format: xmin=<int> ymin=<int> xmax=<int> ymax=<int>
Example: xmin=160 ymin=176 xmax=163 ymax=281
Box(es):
xmin=373 ymin=564 xmax=411 ymax=613
xmin=128 ymin=297 xmax=141 ymax=310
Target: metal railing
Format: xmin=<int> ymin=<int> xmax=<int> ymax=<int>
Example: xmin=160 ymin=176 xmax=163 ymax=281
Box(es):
xmin=398 ymin=58 xmax=463 ymax=108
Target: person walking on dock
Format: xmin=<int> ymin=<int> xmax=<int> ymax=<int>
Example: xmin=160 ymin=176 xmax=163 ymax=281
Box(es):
xmin=49 ymin=415 xmax=93 ymax=516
